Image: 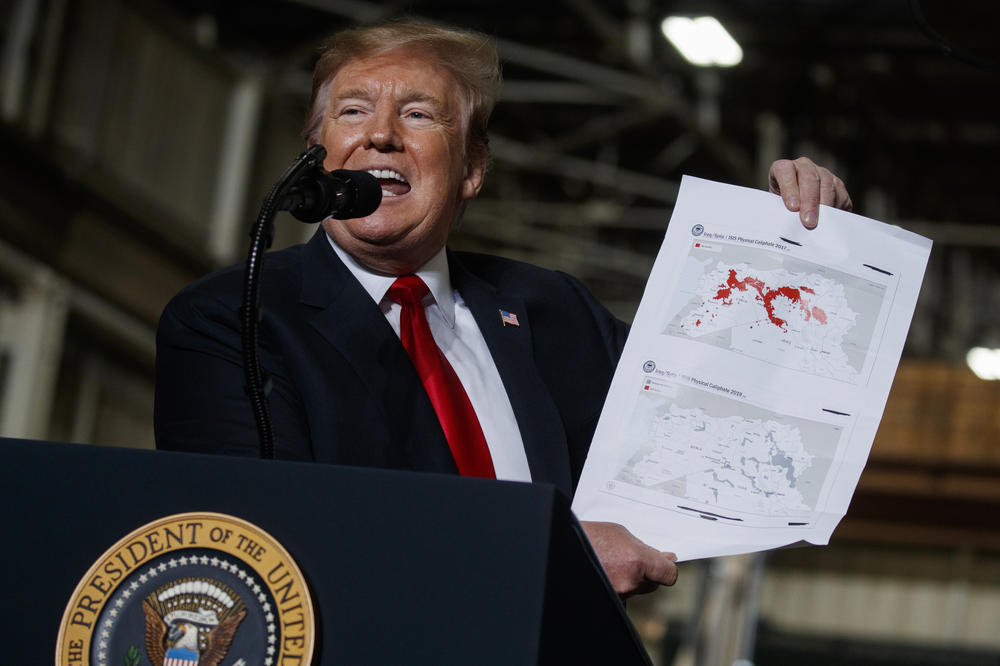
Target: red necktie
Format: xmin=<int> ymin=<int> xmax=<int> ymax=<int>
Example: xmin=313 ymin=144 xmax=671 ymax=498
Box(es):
xmin=387 ymin=276 xmax=496 ymax=478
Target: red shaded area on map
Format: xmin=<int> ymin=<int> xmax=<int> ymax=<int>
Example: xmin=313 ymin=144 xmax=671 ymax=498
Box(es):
xmin=704 ymin=269 xmax=827 ymax=330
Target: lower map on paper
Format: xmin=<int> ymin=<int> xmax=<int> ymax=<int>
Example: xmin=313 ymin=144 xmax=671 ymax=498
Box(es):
xmin=609 ymin=377 xmax=843 ymax=523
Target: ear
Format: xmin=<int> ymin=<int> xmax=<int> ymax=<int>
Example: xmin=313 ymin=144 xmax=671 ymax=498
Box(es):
xmin=459 ymin=158 xmax=487 ymax=202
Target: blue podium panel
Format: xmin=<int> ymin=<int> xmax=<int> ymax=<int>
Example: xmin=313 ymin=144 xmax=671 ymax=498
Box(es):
xmin=2 ymin=437 xmax=649 ymax=665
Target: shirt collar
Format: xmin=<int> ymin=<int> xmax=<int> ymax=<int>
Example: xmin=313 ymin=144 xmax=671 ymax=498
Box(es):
xmin=325 ymin=233 xmax=456 ymax=328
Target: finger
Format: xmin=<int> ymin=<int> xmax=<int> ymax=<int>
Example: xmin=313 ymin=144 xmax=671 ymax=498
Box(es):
xmin=646 ymin=553 xmax=679 ymax=587
xmin=795 ymin=158 xmax=822 ymax=229
xmin=768 ymin=159 xmax=801 ymax=211
xmin=619 ymin=552 xmax=679 ymax=599
xmin=833 ymin=176 xmax=853 ymax=211
xmin=819 ymin=169 xmax=838 ymax=208
xmin=582 ymin=521 xmax=681 ymax=596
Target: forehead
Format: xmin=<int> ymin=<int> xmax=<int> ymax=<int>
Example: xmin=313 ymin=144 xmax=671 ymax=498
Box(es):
xmin=328 ymin=50 xmax=459 ymax=102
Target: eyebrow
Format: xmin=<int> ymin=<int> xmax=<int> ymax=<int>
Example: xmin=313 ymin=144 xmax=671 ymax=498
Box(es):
xmin=396 ymin=88 xmax=441 ymax=107
xmin=331 ymin=87 xmax=375 ymax=104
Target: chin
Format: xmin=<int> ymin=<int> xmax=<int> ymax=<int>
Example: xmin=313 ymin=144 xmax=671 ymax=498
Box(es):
xmin=331 ymin=213 xmax=396 ymax=238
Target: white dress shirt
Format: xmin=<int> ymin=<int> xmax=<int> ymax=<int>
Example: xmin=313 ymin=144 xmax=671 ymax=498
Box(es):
xmin=327 ymin=235 xmax=532 ymax=481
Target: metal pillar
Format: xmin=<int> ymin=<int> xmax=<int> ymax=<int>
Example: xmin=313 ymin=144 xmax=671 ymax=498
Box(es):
xmin=0 ymin=246 xmax=70 ymax=440
xmin=208 ymin=72 xmax=265 ymax=265
xmin=672 ymin=553 xmax=768 ymax=666
xmin=0 ymin=0 xmax=40 ymax=122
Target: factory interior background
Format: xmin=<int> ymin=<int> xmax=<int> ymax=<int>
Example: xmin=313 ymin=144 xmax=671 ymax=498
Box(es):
xmin=1 ymin=1 xmax=998 ymax=663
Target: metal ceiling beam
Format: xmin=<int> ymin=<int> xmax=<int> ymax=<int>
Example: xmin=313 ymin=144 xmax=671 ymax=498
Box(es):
xmin=494 ymin=37 xmax=686 ymax=113
xmin=470 ymin=199 xmax=671 ymax=231
xmin=500 ymin=81 xmax=628 ymax=105
xmin=286 ymin=0 xmax=392 ymax=24
xmin=565 ymin=0 xmax=623 ymax=52
xmin=547 ymin=106 xmax=669 ymax=153
xmin=490 ymin=135 xmax=680 ymax=203
xmin=462 ymin=207 xmax=655 ymax=279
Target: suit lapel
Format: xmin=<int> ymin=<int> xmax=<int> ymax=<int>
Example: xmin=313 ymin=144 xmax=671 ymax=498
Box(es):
xmin=298 ymin=231 xmax=457 ymax=474
xmin=449 ymin=252 xmax=573 ymax=494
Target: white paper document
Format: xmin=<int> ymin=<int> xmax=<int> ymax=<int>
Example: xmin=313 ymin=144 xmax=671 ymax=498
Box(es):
xmin=572 ymin=176 xmax=932 ymax=561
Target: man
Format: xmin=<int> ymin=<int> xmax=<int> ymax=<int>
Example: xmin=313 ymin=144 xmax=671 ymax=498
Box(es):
xmin=155 ymin=21 xmax=852 ymax=598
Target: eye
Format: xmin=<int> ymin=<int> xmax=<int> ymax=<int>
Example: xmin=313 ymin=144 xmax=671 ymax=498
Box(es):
xmin=334 ymin=101 xmax=370 ymax=119
xmin=406 ymin=110 xmax=428 ymax=120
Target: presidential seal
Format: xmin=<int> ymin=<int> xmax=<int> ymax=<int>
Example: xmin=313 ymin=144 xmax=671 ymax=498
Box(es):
xmin=56 ymin=512 xmax=314 ymax=666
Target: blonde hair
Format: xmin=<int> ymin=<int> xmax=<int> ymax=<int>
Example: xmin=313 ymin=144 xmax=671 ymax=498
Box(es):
xmin=303 ymin=20 xmax=501 ymax=169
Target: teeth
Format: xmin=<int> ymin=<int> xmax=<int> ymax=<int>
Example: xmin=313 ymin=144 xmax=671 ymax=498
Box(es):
xmin=367 ymin=168 xmax=407 ymax=198
xmin=367 ymin=169 xmax=407 ymax=183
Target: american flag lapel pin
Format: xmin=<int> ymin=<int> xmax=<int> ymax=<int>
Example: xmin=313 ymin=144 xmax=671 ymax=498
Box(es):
xmin=499 ymin=309 xmax=520 ymax=327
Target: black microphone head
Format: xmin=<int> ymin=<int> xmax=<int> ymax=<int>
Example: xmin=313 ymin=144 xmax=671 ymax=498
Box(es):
xmin=286 ymin=169 xmax=382 ymax=223
xmin=327 ymin=169 xmax=382 ymax=220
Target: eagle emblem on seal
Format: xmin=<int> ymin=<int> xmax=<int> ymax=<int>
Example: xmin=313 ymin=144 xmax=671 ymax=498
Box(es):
xmin=141 ymin=577 xmax=247 ymax=666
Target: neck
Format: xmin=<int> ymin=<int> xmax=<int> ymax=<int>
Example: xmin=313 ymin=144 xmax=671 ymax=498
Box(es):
xmin=322 ymin=226 xmax=443 ymax=276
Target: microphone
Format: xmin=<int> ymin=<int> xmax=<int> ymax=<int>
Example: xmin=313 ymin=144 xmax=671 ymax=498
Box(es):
xmin=281 ymin=169 xmax=382 ymax=223
xmin=244 ymin=146 xmax=381 ymax=459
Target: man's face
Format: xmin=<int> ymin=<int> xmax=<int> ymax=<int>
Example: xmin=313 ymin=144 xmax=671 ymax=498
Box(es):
xmin=317 ymin=50 xmax=485 ymax=275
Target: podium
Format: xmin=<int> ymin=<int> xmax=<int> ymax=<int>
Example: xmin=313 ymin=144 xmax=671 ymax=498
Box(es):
xmin=3 ymin=437 xmax=651 ymax=664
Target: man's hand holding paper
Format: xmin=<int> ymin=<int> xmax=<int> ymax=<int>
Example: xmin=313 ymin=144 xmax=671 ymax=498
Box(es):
xmin=574 ymin=176 xmax=931 ymax=564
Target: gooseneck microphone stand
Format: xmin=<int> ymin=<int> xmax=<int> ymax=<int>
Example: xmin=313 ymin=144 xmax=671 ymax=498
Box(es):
xmin=241 ymin=144 xmax=381 ymax=459
xmin=242 ymin=145 xmax=324 ymax=460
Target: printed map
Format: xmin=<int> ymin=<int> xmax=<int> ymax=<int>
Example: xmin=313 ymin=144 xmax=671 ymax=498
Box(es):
xmin=664 ymin=242 xmax=887 ymax=383
xmin=613 ymin=382 xmax=840 ymax=518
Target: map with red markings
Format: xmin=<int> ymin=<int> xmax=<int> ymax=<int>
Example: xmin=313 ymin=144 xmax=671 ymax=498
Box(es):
xmin=664 ymin=242 xmax=887 ymax=383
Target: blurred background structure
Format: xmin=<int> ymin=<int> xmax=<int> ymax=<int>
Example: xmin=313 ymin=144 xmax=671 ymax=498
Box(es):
xmin=1 ymin=0 xmax=998 ymax=663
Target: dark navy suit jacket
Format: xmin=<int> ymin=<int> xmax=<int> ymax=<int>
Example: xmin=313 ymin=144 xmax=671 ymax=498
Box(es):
xmin=154 ymin=230 xmax=627 ymax=496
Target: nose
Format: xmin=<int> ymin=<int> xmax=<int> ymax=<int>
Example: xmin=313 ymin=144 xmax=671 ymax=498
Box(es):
xmin=366 ymin=106 xmax=402 ymax=152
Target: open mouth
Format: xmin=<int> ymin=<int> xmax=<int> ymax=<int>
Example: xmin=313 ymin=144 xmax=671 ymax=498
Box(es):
xmin=367 ymin=169 xmax=410 ymax=197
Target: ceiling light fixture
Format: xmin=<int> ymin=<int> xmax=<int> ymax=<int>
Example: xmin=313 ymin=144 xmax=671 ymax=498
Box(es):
xmin=966 ymin=346 xmax=1000 ymax=380
xmin=661 ymin=16 xmax=743 ymax=67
